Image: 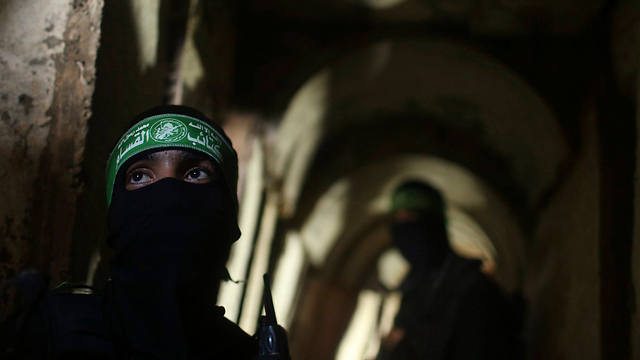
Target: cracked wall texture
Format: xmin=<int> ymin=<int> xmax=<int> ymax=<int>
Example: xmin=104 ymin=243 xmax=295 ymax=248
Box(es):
xmin=0 ymin=0 xmax=71 ymax=287
xmin=0 ymin=0 xmax=103 ymax=295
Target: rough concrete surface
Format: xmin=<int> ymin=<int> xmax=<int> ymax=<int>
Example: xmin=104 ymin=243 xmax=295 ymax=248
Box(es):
xmin=70 ymin=0 xmax=169 ymax=288
xmin=527 ymin=116 xmax=600 ymax=360
xmin=633 ymin=56 xmax=640 ymax=360
xmin=0 ymin=0 xmax=72 ymax=288
xmin=612 ymin=0 xmax=640 ymax=99
xmin=0 ymin=0 xmax=103 ymax=295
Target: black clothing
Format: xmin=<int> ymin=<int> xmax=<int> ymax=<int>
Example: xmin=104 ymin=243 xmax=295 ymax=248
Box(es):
xmin=1 ymin=106 xmax=252 ymax=359
xmin=107 ymin=178 xmax=240 ymax=359
xmin=0 ymin=288 xmax=257 ymax=359
xmin=377 ymin=255 xmax=520 ymax=360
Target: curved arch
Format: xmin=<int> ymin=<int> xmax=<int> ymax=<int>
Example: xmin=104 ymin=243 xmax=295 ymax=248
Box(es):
xmin=299 ymin=155 xmax=524 ymax=291
xmin=270 ymin=38 xmax=569 ymax=220
xmin=270 ymin=37 xmax=569 ymax=360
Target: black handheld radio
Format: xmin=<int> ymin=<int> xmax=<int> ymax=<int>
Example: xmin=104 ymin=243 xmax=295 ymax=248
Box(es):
xmin=254 ymin=274 xmax=290 ymax=360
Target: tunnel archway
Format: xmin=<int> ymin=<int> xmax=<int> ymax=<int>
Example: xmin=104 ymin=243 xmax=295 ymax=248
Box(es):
xmin=1 ymin=2 xmax=631 ymax=360
xmin=296 ymin=155 xmax=523 ymax=291
xmin=229 ymin=36 xmax=571 ymax=359
xmin=286 ymin=155 xmax=525 ymax=359
xmin=270 ymin=38 xmax=570 ymax=221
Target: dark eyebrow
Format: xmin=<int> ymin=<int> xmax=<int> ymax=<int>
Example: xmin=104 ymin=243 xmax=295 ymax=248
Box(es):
xmin=174 ymin=151 xmax=208 ymax=162
xmin=141 ymin=150 xmax=209 ymax=162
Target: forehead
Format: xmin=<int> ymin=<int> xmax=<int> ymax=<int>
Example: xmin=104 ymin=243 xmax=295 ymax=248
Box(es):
xmin=130 ymin=149 xmax=214 ymax=165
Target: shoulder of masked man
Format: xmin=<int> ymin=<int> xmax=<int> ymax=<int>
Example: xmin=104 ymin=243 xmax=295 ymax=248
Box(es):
xmin=0 ymin=286 xmax=258 ymax=359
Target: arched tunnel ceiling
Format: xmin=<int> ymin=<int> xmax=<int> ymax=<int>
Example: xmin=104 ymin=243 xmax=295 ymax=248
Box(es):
xmin=297 ymin=155 xmax=524 ymax=291
xmin=271 ymin=38 xmax=569 ymax=225
xmin=248 ymin=0 xmax=605 ymax=34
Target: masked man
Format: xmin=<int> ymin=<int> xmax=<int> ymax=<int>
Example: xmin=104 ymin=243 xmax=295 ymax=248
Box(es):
xmin=377 ymin=181 xmax=521 ymax=360
xmin=0 ymin=106 xmax=257 ymax=359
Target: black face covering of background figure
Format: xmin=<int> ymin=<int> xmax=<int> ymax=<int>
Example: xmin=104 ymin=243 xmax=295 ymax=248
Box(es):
xmin=391 ymin=214 xmax=452 ymax=274
xmin=378 ymin=181 xmax=524 ymax=360
xmin=106 ymin=156 xmax=240 ymax=359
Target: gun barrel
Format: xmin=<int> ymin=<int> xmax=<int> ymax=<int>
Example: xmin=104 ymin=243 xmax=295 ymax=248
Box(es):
xmin=263 ymin=274 xmax=277 ymax=325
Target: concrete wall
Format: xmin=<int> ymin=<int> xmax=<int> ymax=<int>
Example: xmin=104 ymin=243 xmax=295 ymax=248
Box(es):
xmin=634 ymin=80 xmax=640 ymax=360
xmin=527 ymin=116 xmax=600 ymax=360
xmin=70 ymin=0 xmax=169 ymax=286
xmin=0 ymin=0 xmax=102 ymax=292
xmin=634 ymin=76 xmax=640 ymax=360
xmin=617 ymin=1 xmax=640 ymax=358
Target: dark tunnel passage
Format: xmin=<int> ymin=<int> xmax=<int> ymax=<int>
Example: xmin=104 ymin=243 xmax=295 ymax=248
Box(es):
xmin=0 ymin=0 xmax=638 ymax=359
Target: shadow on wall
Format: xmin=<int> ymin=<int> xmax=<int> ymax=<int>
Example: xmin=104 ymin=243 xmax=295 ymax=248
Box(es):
xmin=269 ymin=39 xmax=570 ymax=237
xmin=181 ymin=0 xmax=237 ymax=119
xmin=286 ymin=156 xmax=525 ymax=360
xmin=70 ymin=0 xmax=170 ymax=287
xmin=255 ymin=38 xmax=572 ymax=360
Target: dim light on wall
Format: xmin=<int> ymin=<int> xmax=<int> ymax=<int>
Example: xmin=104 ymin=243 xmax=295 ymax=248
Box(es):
xmin=272 ymin=69 xmax=330 ymax=218
xmin=239 ymin=193 xmax=279 ymax=333
xmin=272 ymin=231 xmax=307 ymax=328
xmin=299 ymin=179 xmax=351 ymax=267
xmin=180 ymin=1 xmax=204 ymax=93
xmin=362 ymin=0 xmax=408 ymax=9
xmin=129 ymin=0 xmax=160 ymax=72
xmin=377 ymin=249 xmax=410 ymax=290
xmin=446 ymin=205 xmax=497 ymax=272
xmin=336 ymin=290 xmax=383 ymax=360
xmin=218 ymin=139 xmax=265 ymax=322
xmin=378 ymin=292 xmax=402 ymax=339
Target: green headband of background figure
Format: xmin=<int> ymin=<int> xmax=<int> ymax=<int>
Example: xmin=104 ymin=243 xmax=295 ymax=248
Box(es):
xmin=106 ymin=113 xmax=238 ymax=206
xmin=391 ymin=184 xmax=446 ymax=219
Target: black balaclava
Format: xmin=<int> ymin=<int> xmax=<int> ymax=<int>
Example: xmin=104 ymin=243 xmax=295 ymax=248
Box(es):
xmin=391 ymin=214 xmax=451 ymax=273
xmin=105 ymin=105 xmax=240 ymax=359
xmin=390 ymin=181 xmax=452 ymax=274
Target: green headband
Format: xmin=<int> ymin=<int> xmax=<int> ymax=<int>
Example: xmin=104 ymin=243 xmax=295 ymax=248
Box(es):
xmin=391 ymin=186 xmax=445 ymax=218
xmin=106 ymin=113 xmax=238 ymax=206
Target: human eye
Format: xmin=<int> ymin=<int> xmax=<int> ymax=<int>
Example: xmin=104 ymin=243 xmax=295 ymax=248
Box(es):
xmin=130 ymin=172 xmax=151 ymax=183
xmin=125 ymin=168 xmax=154 ymax=189
xmin=184 ymin=167 xmax=211 ymax=183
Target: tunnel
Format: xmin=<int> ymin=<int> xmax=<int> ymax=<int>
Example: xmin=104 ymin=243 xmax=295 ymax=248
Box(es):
xmin=0 ymin=0 xmax=639 ymax=359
